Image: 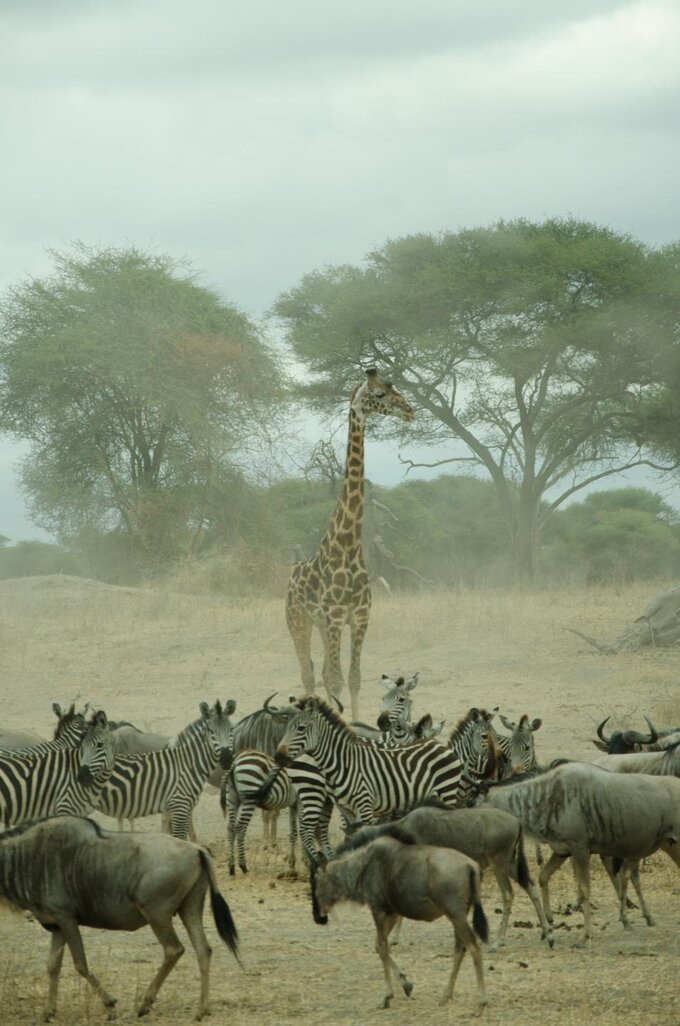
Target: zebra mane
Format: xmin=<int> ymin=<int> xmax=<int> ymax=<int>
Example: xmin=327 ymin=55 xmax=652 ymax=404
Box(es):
xmin=298 ymin=696 xmax=356 ymax=737
xmin=448 ymin=707 xmax=489 ymax=746
xmin=336 ymin=822 xmax=417 ymax=856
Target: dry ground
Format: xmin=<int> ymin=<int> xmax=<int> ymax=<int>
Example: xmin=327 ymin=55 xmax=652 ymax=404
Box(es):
xmin=0 ymin=576 xmax=679 ymax=1026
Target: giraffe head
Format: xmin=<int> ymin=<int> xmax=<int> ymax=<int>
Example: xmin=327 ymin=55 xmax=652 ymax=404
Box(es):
xmin=351 ymin=368 xmax=415 ymax=423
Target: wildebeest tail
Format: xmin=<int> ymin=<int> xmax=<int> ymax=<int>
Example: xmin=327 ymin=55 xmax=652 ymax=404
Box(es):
xmin=469 ymin=865 xmax=489 ymax=944
xmin=515 ymin=827 xmax=531 ymax=891
xmin=198 ymin=849 xmax=239 ymax=959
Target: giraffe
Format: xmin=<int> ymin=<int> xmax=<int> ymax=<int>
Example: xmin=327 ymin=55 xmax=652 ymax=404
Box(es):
xmin=286 ymin=368 xmax=415 ymax=721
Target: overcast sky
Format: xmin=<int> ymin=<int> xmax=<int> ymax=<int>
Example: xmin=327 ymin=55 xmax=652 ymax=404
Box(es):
xmin=1 ymin=0 xmax=679 ymax=540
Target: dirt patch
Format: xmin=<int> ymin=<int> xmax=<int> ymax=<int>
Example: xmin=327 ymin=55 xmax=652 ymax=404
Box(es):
xmin=0 ymin=580 xmax=678 ymax=1025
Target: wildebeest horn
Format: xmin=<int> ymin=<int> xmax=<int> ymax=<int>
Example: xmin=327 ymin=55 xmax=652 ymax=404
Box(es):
xmin=643 ymin=716 xmax=659 ymax=744
xmin=329 ymin=694 xmax=344 ymax=714
xmin=262 ymin=692 xmax=292 ymax=718
xmin=596 ymin=717 xmax=612 ymax=745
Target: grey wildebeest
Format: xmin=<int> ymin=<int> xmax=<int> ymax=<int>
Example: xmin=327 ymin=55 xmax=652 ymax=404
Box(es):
xmin=0 ymin=816 xmax=239 ymax=1021
xmin=477 ymin=762 xmax=680 ymax=938
xmin=310 ymin=823 xmax=488 ymax=1011
xmin=593 ymin=740 xmax=680 ymax=777
xmin=386 ymin=801 xmax=553 ymax=948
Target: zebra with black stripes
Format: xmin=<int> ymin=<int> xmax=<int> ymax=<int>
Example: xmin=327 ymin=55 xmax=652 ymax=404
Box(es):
xmin=0 ymin=710 xmax=114 ymax=828
xmin=447 ymin=708 xmax=502 ymax=803
xmin=494 ymin=714 xmax=543 ymax=779
xmin=220 ymin=749 xmax=333 ymax=874
xmin=0 ymin=703 xmax=88 ymax=760
xmin=270 ymin=696 xmax=464 ymax=825
xmin=95 ymin=700 xmax=235 ymax=839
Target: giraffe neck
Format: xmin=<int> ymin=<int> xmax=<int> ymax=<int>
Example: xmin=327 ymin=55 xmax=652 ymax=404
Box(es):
xmin=320 ymin=406 xmax=365 ymax=556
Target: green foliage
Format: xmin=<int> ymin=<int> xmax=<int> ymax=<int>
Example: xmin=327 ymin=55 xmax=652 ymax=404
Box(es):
xmin=0 ymin=540 xmax=82 ymax=580
xmin=0 ymin=244 xmax=284 ymax=561
xmin=276 ymin=218 xmax=675 ymax=579
xmin=543 ymin=488 xmax=680 ymax=584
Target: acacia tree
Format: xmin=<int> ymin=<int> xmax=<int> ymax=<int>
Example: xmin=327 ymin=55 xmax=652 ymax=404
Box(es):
xmin=275 ymin=218 xmax=677 ymax=580
xmin=0 ymin=244 xmax=283 ymax=560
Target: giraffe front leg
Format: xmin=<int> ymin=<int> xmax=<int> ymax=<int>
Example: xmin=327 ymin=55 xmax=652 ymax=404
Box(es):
xmin=348 ymin=604 xmax=370 ymax=722
xmin=287 ymin=603 xmax=316 ymax=694
xmin=321 ymin=619 xmax=345 ymax=710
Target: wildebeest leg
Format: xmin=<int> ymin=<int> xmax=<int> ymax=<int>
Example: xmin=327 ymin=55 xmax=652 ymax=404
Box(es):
xmin=389 ymin=916 xmax=404 ymax=947
xmin=628 ymin=862 xmax=654 ymax=926
xmin=440 ymin=920 xmax=487 ymax=1011
xmin=59 ymin=919 xmax=117 ymax=1017
xmin=137 ymin=918 xmax=185 ymax=1017
xmin=511 ymin=846 xmax=554 ymax=946
xmin=570 ymin=850 xmax=593 ymax=940
xmin=177 ymin=884 xmax=213 ymax=1021
xmin=490 ymin=864 xmax=513 ymax=948
xmin=44 ymin=930 xmax=66 ymax=1022
xmin=538 ymin=850 xmax=570 ymax=924
xmin=373 ymin=912 xmax=412 ymax=1008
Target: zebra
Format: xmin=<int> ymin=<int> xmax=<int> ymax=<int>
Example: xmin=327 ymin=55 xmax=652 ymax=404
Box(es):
xmin=0 ymin=703 xmax=88 ymax=760
xmin=95 ymin=700 xmax=235 ymax=839
xmin=0 ymin=710 xmax=114 ymax=828
xmin=447 ymin=708 xmax=501 ymax=803
xmin=268 ymin=696 xmax=464 ymax=825
xmin=220 ymin=749 xmax=334 ymax=874
xmin=494 ymin=714 xmax=543 ymax=779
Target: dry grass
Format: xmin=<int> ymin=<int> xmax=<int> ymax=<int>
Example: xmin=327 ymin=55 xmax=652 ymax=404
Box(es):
xmin=0 ymin=575 xmax=679 ymax=1024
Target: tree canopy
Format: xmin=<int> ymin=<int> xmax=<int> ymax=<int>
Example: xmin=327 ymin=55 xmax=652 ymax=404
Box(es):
xmin=0 ymin=244 xmax=284 ymax=560
xmin=275 ymin=218 xmax=677 ymax=579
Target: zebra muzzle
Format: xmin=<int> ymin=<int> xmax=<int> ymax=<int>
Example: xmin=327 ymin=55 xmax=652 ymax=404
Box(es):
xmin=77 ymin=765 xmax=94 ymax=788
xmin=275 ymin=751 xmax=293 ymax=768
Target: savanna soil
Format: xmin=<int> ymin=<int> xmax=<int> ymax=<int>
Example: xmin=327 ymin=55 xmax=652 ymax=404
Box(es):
xmin=0 ymin=576 xmax=678 ymax=1026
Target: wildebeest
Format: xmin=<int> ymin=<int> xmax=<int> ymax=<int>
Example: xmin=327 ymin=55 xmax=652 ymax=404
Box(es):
xmin=477 ymin=762 xmax=680 ymax=938
xmin=593 ymin=740 xmax=680 ymax=777
xmin=311 ymin=823 xmax=488 ymax=1011
xmin=0 ymin=816 xmax=239 ymax=1021
xmin=387 ymin=801 xmax=553 ymax=948
xmin=592 ymin=716 xmax=659 ymax=754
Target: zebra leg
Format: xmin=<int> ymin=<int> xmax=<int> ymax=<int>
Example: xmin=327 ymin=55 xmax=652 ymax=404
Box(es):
xmin=166 ymin=800 xmax=192 ymax=841
xmin=137 ymin=918 xmax=185 ymax=1017
xmin=236 ymin=803 xmax=257 ymax=874
xmin=288 ymin=804 xmax=298 ymax=871
xmin=227 ymin=786 xmax=239 ymax=876
xmin=45 ymin=929 xmax=66 ymax=1021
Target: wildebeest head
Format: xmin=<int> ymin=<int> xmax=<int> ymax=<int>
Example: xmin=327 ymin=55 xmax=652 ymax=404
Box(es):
xmin=593 ymin=716 xmax=658 ymax=754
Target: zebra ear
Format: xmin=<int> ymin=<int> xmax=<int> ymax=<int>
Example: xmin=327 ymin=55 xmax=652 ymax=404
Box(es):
xmin=225 ymin=699 xmax=237 ymax=716
xmin=381 ymin=673 xmax=393 ymax=688
xmin=531 ymin=718 xmax=543 ymax=732
xmin=499 ymin=714 xmax=515 ymax=732
xmin=405 ymin=673 xmax=419 ymax=691
xmin=199 ymin=702 xmax=210 ymax=718
xmin=52 ymin=702 xmax=63 ymax=717
xmin=94 ymin=710 xmax=108 ymax=727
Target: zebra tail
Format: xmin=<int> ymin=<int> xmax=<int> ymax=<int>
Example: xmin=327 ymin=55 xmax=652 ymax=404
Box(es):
xmin=469 ymin=865 xmax=489 ymax=945
xmin=219 ymin=771 xmax=230 ymax=818
xmin=244 ymin=765 xmax=282 ymax=804
xmin=198 ymin=849 xmax=240 ymax=960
